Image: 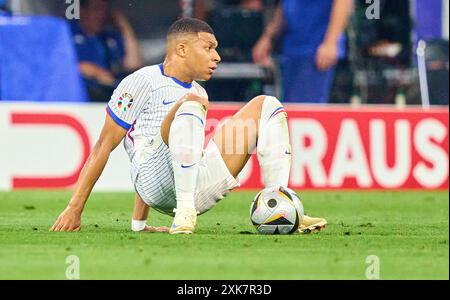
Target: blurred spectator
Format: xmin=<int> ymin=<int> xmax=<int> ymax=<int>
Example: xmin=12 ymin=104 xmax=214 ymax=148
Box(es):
xmin=253 ymin=0 xmax=353 ymax=103
xmin=194 ymin=0 xmax=264 ymax=19
xmin=71 ymin=0 xmax=143 ymax=102
xmin=353 ymin=0 xmax=411 ymax=68
xmin=350 ymin=0 xmax=413 ymax=104
xmin=206 ymin=0 xmax=264 ymax=62
xmin=230 ymin=0 xmax=264 ymax=11
xmin=0 ymin=0 xmax=11 ymax=15
xmin=193 ymin=0 xmax=267 ymax=102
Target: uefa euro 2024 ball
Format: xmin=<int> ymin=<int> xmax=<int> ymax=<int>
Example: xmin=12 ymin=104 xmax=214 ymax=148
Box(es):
xmin=250 ymin=186 xmax=304 ymax=234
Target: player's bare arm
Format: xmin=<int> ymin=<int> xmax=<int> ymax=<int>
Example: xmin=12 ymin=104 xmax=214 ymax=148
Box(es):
xmin=50 ymin=114 xmax=127 ymax=232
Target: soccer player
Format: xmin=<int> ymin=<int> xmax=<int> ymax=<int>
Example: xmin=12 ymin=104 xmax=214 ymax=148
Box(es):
xmin=50 ymin=18 xmax=327 ymax=234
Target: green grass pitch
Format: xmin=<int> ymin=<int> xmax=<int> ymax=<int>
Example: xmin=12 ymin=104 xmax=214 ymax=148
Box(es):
xmin=0 ymin=190 xmax=448 ymax=280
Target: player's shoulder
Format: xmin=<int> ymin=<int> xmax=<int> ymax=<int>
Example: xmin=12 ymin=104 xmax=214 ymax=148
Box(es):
xmin=133 ymin=64 xmax=161 ymax=79
xmin=117 ymin=65 xmax=163 ymax=93
xmin=123 ymin=64 xmax=162 ymax=81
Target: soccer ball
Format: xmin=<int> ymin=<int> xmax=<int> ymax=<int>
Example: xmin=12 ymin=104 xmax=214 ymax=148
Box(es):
xmin=250 ymin=186 xmax=304 ymax=234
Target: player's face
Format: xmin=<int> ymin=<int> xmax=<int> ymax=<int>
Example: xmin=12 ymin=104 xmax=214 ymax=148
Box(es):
xmin=186 ymin=32 xmax=221 ymax=81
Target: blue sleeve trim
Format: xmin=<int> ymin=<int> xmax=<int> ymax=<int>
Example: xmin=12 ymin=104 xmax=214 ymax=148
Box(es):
xmin=106 ymin=105 xmax=132 ymax=131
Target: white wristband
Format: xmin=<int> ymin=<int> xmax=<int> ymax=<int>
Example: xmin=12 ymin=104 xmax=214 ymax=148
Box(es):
xmin=131 ymin=220 xmax=147 ymax=232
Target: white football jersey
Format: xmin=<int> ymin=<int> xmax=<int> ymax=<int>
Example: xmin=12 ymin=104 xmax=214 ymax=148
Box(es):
xmin=107 ymin=64 xmax=208 ymax=183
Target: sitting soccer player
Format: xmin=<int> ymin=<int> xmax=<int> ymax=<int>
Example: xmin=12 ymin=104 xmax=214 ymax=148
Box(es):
xmin=50 ymin=18 xmax=326 ymax=234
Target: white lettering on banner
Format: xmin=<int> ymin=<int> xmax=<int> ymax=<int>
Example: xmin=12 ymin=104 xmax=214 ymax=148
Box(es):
xmin=329 ymin=119 xmax=373 ymax=187
xmin=290 ymin=119 xmax=328 ymax=187
xmin=413 ymin=118 xmax=449 ymax=188
xmin=371 ymin=120 xmax=411 ymax=188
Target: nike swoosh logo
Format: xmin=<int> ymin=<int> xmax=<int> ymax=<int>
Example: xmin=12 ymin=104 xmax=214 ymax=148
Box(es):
xmin=181 ymin=163 xmax=197 ymax=169
xmin=285 ymin=150 xmax=292 ymax=155
xmin=163 ymin=99 xmax=177 ymax=105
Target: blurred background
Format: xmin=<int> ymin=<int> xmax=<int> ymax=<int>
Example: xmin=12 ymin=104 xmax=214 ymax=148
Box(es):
xmin=0 ymin=0 xmax=448 ymax=106
xmin=0 ymin=3 xmax=448 ymax=280
xmin=0 ymin=1 xmax=448 ymax=194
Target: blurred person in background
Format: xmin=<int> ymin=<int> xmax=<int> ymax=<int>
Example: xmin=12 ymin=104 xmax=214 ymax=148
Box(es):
xmin=71 ymin=0 xmax=143 ymax=102
xmin=194 ymin=0 xmax=265 ymax=63
xmin=0 ymin=0 xmax=11 ymax=15
xmin=194 ymin=0 xmax=264 ymax=19
xmin=225 ymin=0 xmax=264 ymax=11
xmin=253 ymin=0 xmax=353 ymax=103
xmin=350 ymin=0 xmax=413 ymax=104
xmin=355 ymin=0 xmax=411 ymax=68
xmin=241 ymin=0 xmax=264 ymax=11
xmin=194 ymin=0 xmax=267 ymax=101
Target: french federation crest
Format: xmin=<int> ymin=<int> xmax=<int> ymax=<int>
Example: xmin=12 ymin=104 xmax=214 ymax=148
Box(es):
xmin=118 ymin=93 xmax=134 ymax=112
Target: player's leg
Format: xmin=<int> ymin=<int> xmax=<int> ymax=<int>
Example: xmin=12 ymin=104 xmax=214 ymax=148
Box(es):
xmin=160 ymin=93 xmax=208 ymax=234
xmin=160 ymin=94 xmax=208 ymax=146
xmin=213 ymin=95 xmax=291 ymax=188
xmin=213 ymin=95 xmax=327 ymax=233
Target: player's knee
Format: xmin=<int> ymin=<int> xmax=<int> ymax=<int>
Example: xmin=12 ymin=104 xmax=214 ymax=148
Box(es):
xmin=184 ymin=93 xmax=209 ymax=111
xmin=250 ymin=95 xmax=267 ymax=111
xmin=263 ymin=95 xmax=283 ymax=109
xmin=173 ymin=100 xmax=208 ymax=128
xmin=169 ymin=98 xmax=206 ymax=159
xmin=256 ymin=95 xmax=285 ymax=122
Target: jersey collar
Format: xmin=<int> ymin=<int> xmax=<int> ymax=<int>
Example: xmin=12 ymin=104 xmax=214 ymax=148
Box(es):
xmin=159 ymin=63 xmax=193 ymax=89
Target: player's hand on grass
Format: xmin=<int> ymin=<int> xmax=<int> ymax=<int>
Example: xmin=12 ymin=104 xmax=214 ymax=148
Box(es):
xmin=50 ymin=206 xmax=82 ymax=232
xmin=141 ymin=225 xmax=170 ymax=233
xmin=131 ymin=219 xmax=169 ymax=233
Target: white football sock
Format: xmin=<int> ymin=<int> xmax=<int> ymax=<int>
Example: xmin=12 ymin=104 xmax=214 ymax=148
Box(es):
xmin=257 ymin=96 xmax=291 ymax=188
xmin=169 ymin=101 xmax=206 ymax=210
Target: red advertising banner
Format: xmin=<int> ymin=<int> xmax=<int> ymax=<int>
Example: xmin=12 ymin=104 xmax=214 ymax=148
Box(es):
xmin=206 ymin=105 xmax=449 ymax=190
xmin=0 ymin=103 xmax=448 ymax=190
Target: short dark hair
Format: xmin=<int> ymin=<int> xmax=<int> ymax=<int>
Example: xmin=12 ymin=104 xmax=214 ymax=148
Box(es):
xmin=167 ymin=18 xmax=215 ymax=37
